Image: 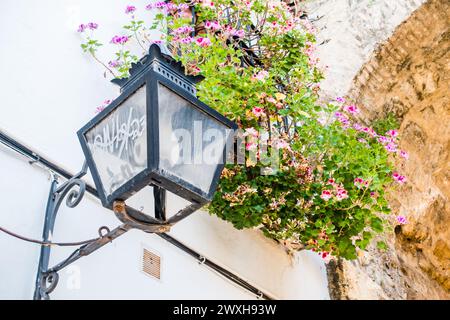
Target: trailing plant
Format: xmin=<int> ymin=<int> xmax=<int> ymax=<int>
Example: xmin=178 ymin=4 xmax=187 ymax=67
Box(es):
xmin=78 ymin=1 xmax=409 ymax=261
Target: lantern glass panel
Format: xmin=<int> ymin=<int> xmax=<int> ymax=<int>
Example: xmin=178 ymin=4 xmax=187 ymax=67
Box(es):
xmin=85 ymin=85 xmax=147 ymax=197
xmin=157 ymin=83 xmax=229 ymax=195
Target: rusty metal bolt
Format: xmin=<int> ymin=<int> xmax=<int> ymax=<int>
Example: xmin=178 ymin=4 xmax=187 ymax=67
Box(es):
xmin=113 ymin=200 xmax=126 ymax=213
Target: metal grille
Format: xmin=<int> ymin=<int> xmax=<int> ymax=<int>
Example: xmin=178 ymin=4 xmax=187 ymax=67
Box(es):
xmin=142 ymin=248 xmax=161 ymax=280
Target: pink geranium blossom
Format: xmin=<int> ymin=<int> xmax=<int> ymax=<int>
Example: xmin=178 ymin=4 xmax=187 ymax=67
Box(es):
xmin=146 ymin=2 xmax=167 ymax=10
xmin=378 ymin=136 xmax=389 ymax=144
xmin=111 ymin=35 xmax=129 ymax=45
xmin=87 ymin=22 xmax=98 ymax=30
xmin=392 ymin=172 xmax=407 ymax=184
xmin=252 ymin=107 xmax=264 ymax=117
xmin=108 ymin=60 xmax=122 ymax=68
xmin=320 ymin=190 xmax=333 ymax=201
xmin=386 ymin=130 xmax=398 ymax=138
xmin=180 ymin=37 xmax=194 ymax=44
xmin=173 ymin=26 xmax=194 ymax=35
xmin=233 ymin=29 xmax=245 ymax=38
xmin=336 ymin=188 xmax=349 ymax=201
xmin=354 ymin=177 xmax=369 ymax=188
xmin=125 ymin=5 xmax=136 ymax=14
xmin=195 ymin=37 xmax=211 ymax=47
xmin=396 ymin=215 xmax=407 ymax=225
xmin=385 ymin=142 xmax=397 ymax=153
xmin=343 ymin=105 xmax=359 ymax=114
xmin=205 ymin=21 xmax=221 ymax=31
xmin=400 ymin=150 xmax=409 ymax=159
xmin=201 ymin=0 xmax=215 ymax=8
xmin=252 ymin=70 xmax=269 ymax=82
xmin=77 ymin=24 xmax=87 ymax=32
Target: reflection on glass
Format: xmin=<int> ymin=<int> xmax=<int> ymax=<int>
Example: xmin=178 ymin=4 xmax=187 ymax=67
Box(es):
xmin=158 ymin=83 xmax=231 ymax=195
xmin=86 ymin=85 xmax=147 ymax=197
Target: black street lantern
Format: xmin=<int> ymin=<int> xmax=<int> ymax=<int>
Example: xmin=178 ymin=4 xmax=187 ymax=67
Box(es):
xmin=78 ymin=44 xmax=237 ymax=209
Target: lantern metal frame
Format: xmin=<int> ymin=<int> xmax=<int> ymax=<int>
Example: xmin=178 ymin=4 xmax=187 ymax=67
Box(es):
xmin=78 ymin=44 xmax=237 ymax=209
xmin=32 ymin=44 xmax=238 ymax=300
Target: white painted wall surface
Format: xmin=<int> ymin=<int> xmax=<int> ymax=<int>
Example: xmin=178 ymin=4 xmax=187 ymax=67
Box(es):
xmin=0 ymin=0 xmax=329 ymax=299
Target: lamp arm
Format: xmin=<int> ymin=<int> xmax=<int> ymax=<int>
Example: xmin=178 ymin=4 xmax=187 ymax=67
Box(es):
xmin=33 ymin=162 xmax=89 ymax=300
xmin=37 ymin=224 xmax=132 ymax=299
xmin=34 ymin=163 xmax=204 ymax=300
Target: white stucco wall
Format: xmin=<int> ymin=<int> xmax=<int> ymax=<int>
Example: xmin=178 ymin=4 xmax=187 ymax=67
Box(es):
xmin=0 ymin=0 xmax=329 ymax=300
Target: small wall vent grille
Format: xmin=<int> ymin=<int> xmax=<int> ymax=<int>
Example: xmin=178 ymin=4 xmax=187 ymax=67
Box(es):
xmin=142 ymin=248 xmax=161 ymax=280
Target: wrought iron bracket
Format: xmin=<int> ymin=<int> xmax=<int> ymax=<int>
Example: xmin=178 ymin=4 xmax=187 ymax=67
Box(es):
xmin=33 ymin=161 xmax=88 ymax=300
xmin=33 ymin=163 xmax=203 ymax=300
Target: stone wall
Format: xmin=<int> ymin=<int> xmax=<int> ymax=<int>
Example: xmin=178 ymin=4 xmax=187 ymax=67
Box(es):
xmin=304 ymin=0 xmax=426 ymax=98
xmin=331 ymin=0 xmax=450 ymax=299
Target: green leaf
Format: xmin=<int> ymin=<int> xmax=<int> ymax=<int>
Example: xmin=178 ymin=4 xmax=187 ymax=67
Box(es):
xmin=377 ymin=241 xmax=388 ymax=251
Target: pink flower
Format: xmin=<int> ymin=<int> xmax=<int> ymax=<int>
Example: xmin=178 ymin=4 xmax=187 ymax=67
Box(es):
xmin=146 ymin=2 xmax=167 ymax=10
xmin=111 ymin=35 xmax=129 ymax=45
xmin=266 ymin=97 xmax=277 ymax=104
xmin=354 ymin=177 xmax=369 ymax=188
xmin=397 ymin=215 xmax=407 ymax=225
xmin=108 ymin=60 xmax=122 ymax=68
xmin=320 ymin=252 xmax=333 ymax=263
xmin=344 ymin=105 xmax=359 ymax=114
xmin=386 ymin=130 xmax=398 ymax=138
xmin=201 ymin=0 xmax=215 ymax=8
xmin=190 ymin=65 xmax=201 ymax=75
xmin=320 ymin=190 xmax=333 ymax=201
xmin=362 ymin=127 xmax=377 ymax=137
xmin=205 ymin=21 xmax=221 ymax=31
xmin=177 ymin=3 xmax=190 ymax=11
xmin=77 ymin=24 xmax=87 ymax=33
xmin=336 ymin=97 xmax=345 ymax=104
xmin=378 ymin=136 xmax=389 ymax=144
xmin=252 ymin=107 xmax=264 ymax=117
xmin=87 ymin=22 xmax=98 ymax=30
xmin=125 ymin=5 xmax=136 ymax=14
xmin=336 ymin=188 xmax=348 ymax=201
xmin=173 ymin=26 xmax=194 ymax=35
xmin=335 ymin=112 xmax=350 ymax=128
xmin=233 ymin=29 xmax=245 ymax=38
xmin=180 ymin=37 xmax=194 ymax=44
xmin=195 ymin=37 xmax=211 ymax=47
xmin=400 ymin=150 xmax=409 ymax=159
xmin=252 ymin=70 xmax=269 ymax=82
xmin=328 ymin=179 xmax=335 ymax=185
xmin=385 ymin=142 xmax=397 ymax=153
xmin=393 ymin=172 xmax=407 ymax=184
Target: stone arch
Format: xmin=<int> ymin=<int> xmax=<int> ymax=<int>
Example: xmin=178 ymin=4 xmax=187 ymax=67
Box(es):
xmin=332 ymin=0 xmax=449 ymax=299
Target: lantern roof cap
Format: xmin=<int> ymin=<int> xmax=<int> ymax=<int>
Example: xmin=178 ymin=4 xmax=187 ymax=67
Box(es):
xmin=111 ymin=44 xmax=204 ymax=89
